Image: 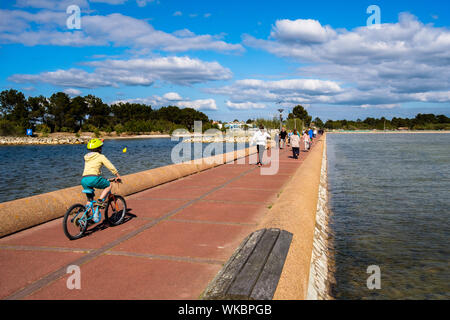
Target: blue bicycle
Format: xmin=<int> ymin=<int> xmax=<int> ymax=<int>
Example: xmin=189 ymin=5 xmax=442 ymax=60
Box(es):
xmin=63 ymin=179 xmax=127 ymax=240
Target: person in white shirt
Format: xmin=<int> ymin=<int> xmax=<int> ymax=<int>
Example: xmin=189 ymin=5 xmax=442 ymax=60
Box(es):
xmin=290 ymin=129 xmax=301 ymax=159
xmin=250 ymin=125 xmax=271 ymax=167
xmin=302 ymin=130 xmax=310 ymax=151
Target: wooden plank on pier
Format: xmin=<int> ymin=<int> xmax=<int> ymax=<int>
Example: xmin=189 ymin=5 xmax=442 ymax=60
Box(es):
xmin=202 ymin=228 xmax=293 ymax=300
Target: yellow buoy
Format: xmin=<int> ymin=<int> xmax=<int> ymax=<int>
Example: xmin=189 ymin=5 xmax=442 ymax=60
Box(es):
xmin=123 ymin=147 xmax=127 ymax=153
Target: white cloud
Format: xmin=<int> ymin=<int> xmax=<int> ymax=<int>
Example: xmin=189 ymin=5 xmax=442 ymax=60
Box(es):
xmin=173 ymin=11 xmax=182 ymax=16
xmin=0 ymin=10 xmax=244 ymax=53
xmin=10 ymin=68 xmax=115 ymax=88
xmin=135 ymin=0 xmax=151 ymax=7
xmin=90 ymin=0 xmax=128 ymax=4
xmin=270 ymin=19 xmax=336 ymax=44
xmin=114 ymin=93 xmax=218 ymax=111
xmin=15 ymin=0 xmax=149 ymax=7
xmin=207 ymin=78 xmax=343 ymax=107
xmin=177 ymin=99 xmax=217 ymax=110
xmin=10 ymin=56 xmax=233 ymax=88
xmin=163 ymin=92 xmax=182 ymax=101
xmin=64 ymin=88 xmax=82 ymax=96
xmin=14 ymin=0 xmax=89 ymax=10
xmin=243 ymin=13 xmax=450 ymax=107
xmin=360 ymin=104 xmax=400 ymax=109
xmin=226 ymin=101 xmax=266 ymax=110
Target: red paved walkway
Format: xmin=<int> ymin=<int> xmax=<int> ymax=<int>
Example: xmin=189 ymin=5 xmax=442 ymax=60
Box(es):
xmin=0 ymin=139 xmax=319 ymax=300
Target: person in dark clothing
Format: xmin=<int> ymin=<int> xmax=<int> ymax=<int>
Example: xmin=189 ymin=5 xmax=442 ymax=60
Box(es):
xmin=279 ymin=127 xmax=287 ymax=149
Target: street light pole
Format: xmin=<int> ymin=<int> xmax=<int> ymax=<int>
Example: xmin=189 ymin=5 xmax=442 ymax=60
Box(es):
xmin=277 ymin=108 xmax=283 ymax=132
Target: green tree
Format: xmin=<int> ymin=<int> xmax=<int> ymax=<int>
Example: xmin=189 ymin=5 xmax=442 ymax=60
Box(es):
xmin=289 ymin=105 xmax=312 ymax=127
xmin=70 ymin=96 xmax=88 ymax=131
xmin=111 ymin=102 xmax=152 ymax=124
xmin=0 ymin=89 xmax=30 ymax=129
xmin=85 ymin=95 xmax=111 ymax=130
xmin=49 ymin=92 xmax=71 ymax=132
xmin=28 ymin=96 xmax=49 ymax=127
xmin=313 ymin=117 xmax=324 ymax=128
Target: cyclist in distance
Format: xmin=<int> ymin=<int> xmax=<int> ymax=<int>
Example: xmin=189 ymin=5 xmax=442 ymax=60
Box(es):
xmin=81 ymin=138 xmax=122 ymax=211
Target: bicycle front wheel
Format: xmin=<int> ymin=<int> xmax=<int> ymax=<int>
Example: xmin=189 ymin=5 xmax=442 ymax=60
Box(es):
xmin=105 ymin=195 xmax=127 ymax=226
xmin=63 ymin=204 xmax=88 ymax=240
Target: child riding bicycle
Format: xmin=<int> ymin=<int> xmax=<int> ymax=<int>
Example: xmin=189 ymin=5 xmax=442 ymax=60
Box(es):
xmin=81 ymin=139 xmax=122 ymax=216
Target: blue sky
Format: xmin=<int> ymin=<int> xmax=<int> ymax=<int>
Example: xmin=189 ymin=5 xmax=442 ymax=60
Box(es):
xmin=1 ymin=0 xmax=450 ymax=121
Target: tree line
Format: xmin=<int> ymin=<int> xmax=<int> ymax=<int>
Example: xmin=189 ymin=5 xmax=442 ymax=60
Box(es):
xmin=2 ymin=91 xmax=449 ymax=137
xmin=250 ymin=105 xmax=450 ymax=131
xmin=322 ymin=114 xmax=450 ymax=131
xmin=0 ymin=89 xmax=217 ymax=136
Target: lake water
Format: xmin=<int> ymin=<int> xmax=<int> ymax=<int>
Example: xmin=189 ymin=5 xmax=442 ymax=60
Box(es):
xmin=327 ymin=133 xmax=450 ymax=300
xmin=0 ymin=138 xmax=247 ymax=203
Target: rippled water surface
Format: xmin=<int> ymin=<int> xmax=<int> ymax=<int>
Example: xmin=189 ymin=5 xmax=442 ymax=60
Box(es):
xmin=0 ymin=138 xmax=247 ymax=203
xmin=327 ymin=133 xmax=450 ymax=300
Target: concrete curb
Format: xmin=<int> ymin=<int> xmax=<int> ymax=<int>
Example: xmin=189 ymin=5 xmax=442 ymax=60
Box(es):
xmin=256 ymin=134 xmax=326 ymax=300
xmin=0 ymin=146 xmax=257 ymax=238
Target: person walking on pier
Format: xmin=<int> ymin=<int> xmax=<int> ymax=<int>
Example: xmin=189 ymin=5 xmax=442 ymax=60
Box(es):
xmin=303 ymin=130 xmax=310 ymax=151
xmin=290 ymin=129 xmax=300 ymax=159
xmin=287 ymin=130 xmax=293 ymax=147
xmin=251 ymin=125 xmax=271 ymax=167
xmin=279 ymin=127 xmax=287 ymax=149
xmin=308 ymin=128 xmax=314 ymax=143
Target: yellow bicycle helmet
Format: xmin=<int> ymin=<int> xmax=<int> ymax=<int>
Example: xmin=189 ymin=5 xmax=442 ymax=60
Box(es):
xmin=87 ymin=138 xmax=104 ymax=150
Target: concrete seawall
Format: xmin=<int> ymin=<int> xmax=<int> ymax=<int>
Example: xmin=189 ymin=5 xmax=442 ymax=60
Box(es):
xmin=256 ymin=133 xmax=327 ymax=300
xmin=306 ymin=135 xmax=334 ymax=300
xmin=0 ymin=146 xmax=257 ymax=238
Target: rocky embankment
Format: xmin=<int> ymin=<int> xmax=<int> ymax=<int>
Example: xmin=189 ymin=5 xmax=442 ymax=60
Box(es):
xmin=0 ymin=136 xmax=90 ymax=145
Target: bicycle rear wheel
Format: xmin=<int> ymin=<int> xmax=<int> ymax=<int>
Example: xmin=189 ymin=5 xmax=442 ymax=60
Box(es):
xmin=105 ymin=195 xmax=127 ymax=226
xmin=63 ymin=204 xmax=88 ymax=240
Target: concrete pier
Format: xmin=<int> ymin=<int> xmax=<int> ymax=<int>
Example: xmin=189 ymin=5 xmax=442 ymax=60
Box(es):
xmin=0 ymin=135 xmax=327 ymax=300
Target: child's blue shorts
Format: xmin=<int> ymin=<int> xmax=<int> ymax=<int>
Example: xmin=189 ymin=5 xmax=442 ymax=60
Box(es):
xmin=81 ymin=176 xmax=110 ymax=191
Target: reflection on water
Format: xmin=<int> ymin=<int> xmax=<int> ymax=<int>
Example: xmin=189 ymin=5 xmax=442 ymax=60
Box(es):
xmin=0 ymin=138 xmax=247 ymax=203
xmin=327 ymin=133 xmax=450 ymax=300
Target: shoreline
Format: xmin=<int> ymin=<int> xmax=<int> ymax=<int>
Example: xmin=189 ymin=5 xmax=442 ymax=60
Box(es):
xmin=0 ymin=134 xmax=171 ymax=146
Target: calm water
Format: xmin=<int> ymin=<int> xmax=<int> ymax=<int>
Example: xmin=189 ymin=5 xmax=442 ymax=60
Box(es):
xmin=0 ymin=138 xmax=247 ymax=203
xmin=327 ymin=133 xmax=450 ymax=300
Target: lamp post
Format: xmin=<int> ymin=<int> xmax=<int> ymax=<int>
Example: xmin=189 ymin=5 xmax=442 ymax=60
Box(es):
xmin=277 ymin=108 xmax=283 ymax=132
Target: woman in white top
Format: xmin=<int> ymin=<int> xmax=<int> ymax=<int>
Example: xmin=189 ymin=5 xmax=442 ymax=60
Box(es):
xmin=251 ymin=125 xmax=271 ymax=166
xmin=290 ymin=129 xmax=301 ymax=159
xmin=302 ymin=130 xmax=310 ymax=151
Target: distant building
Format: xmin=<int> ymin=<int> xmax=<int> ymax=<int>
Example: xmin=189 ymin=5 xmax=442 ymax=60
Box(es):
xmin=224 ymin=121 xmax=246 ymax=130
xmin=212 ymin=121 xmax=223 ymax=129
